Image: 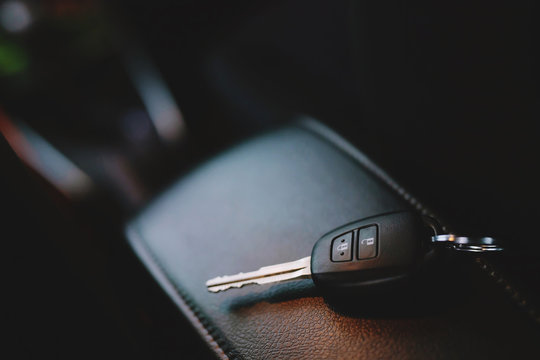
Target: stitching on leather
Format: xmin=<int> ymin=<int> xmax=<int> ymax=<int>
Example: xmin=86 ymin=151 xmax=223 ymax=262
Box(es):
xmin=128 ymin=120 xmax=539 ymax=360
xmin=299 ymin=118 xmax=539 ymax=324
xmin=475 ymin=257 xmax=540 ymax=325
xmin=298 ymin=118 xmax=442 ymax=226
xmin=127 ymin=226 xmax=233 ymax=360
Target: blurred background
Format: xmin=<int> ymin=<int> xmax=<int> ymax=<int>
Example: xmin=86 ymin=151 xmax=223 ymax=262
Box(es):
xmin=1 ymin=0 xmax=538 ymax=358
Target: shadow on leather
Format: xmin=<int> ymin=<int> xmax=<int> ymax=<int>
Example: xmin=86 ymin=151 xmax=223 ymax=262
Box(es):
xmin=325 ymin=262 xmax=473 ymax=318
xmin=222 ymin=279 xmax=319 ymax=311
xmin=223 ymin=261 xmax=472 ymax=319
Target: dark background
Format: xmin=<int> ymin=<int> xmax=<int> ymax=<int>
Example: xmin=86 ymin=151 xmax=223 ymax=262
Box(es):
xmin=1 ymin=0 xmax=538 ymax=358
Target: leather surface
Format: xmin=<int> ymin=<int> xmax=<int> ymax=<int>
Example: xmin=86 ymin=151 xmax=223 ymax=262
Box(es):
xmin=127 ymin=122 xmax=540 ymax=359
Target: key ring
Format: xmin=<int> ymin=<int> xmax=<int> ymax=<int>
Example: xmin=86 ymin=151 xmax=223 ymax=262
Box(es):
xmin=432 ymin=234 xmax=504 ymax=253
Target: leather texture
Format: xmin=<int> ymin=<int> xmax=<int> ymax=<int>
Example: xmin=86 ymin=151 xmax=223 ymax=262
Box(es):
xmin=126 ymin=121 xmax=540 ymax=359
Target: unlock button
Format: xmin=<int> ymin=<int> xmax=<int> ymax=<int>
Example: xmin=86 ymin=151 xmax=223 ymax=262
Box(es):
xmin=358 ymin=225 xmax=378 ymax=259
xmin=331 ymin=232 xmax=353 ymax=262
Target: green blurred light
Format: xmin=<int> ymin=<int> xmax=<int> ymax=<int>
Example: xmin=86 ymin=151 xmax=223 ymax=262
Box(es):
xmin=0 ymin=40 xmax=28 ymax=76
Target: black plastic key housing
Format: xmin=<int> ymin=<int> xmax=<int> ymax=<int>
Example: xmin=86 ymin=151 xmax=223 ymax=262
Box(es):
xmin=311 ymin=211 xmax=430 ymax=291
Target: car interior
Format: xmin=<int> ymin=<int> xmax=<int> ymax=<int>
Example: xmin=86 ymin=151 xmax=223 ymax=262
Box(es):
xmin=2 ymin=1 xmax=539 ymax=359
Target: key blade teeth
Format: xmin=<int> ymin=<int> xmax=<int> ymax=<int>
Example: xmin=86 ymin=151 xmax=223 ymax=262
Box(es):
xmin=206 ymin=271 xmax=253 ymax=287
xmin=207 ymin=284 xmax=232 ymax=293
xmin=206 ymin=257 xmax=312 ymax=293
xmin=207 ymin=286 xmax=223 ymax=293
xmin=207 ymin=279 xmax=258 ymax=293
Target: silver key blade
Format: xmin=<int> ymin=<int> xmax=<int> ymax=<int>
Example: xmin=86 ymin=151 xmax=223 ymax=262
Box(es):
xmin=206 ymin=256 xmax=311 ymax=293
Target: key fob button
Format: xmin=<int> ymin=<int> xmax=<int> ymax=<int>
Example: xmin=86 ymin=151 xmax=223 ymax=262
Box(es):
xmin=311 ymin=211 xmax=427 ymax=291
xmin=331 ymin=232 xmax=353 ymax=262
xmin=358 ymin=225 xmax=377 ymax=259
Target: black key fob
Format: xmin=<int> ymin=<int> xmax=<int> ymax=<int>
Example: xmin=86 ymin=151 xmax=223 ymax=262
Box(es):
xmin=311 ymin=211 xmax=435 ymax=292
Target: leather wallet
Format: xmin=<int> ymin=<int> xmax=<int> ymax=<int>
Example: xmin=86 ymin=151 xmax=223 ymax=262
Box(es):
xmin=126 ymin=119 xmax=539 ymax=359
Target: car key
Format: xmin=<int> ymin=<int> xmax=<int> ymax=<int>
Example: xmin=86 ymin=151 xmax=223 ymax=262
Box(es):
xmin=206 ymin=211 xmax=503 ymax=293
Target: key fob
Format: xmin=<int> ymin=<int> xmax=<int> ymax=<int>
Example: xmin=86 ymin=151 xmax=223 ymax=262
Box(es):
xmin=311 ymin=211 xmax=435 ymax=292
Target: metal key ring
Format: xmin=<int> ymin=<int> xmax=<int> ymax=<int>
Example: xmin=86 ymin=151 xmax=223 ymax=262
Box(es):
xmin=432 ymin=234 xmax=504 ymax=253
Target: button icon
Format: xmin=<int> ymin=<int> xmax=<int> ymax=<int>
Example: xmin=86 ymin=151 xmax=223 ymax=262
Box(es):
xmin=361 ymin=237 xmax=374 ymax=246
xmin=331 ymin=232 xmax=353 ymax=262
xmin=358 ymin=226 xmax=377 ymax=259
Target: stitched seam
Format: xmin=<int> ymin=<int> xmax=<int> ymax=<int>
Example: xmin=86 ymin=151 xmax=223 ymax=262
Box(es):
xmin=127 ymin=226 xmax=234 ymax=360
xmin=128 ymin=120 xmax=539 ymax=360
xmin=475 ymin=257 xmax=540 ymax=325
xmin=298 ymin=118 xmax=442 ymax=223
xmin=299 ymin=117 xmax=539 ymax=324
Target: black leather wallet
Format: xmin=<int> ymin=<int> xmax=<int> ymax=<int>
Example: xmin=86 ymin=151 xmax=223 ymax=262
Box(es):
xmin=126 ymin=119 xmax=539 ymax=359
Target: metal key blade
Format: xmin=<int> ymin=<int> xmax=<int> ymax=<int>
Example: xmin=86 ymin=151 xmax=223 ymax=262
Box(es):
xmin=206 ymin=256 xmax=311 ymax=293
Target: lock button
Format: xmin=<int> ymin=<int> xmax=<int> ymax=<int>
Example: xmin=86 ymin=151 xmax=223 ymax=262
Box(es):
xmin=331 ymin=232 xmax=353 ymax=262
xmin=358 ymin=225 xmax=377 ymax=259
